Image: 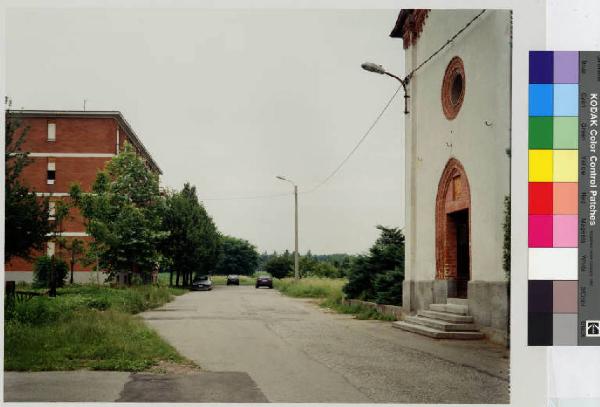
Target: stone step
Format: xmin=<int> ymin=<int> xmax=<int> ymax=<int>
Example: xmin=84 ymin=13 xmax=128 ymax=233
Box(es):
xmin=446 ymin=298 xmax=469 ymax=306
xmin=392 ymin=321 xmax=485 ymax=340
xmin=429 ymin=303 xmax=468 ymax=315
xmin=418 ymin=310 xmax=474 ymax=323
xmin=404 ymin=315 xmax=478 ymax=332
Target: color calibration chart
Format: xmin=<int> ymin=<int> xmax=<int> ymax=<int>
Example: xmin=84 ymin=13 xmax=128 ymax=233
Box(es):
xmin=529 ymin=51 xmax=600 ymax=346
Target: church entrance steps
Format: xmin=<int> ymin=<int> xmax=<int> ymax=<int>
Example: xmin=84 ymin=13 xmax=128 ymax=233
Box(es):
xmin=403 ymin=315 xmax=478 ymax=332
xmin=392 ymin=320 xmax=484 ymax=339
xmin=446 ymin=297 xmax=469 ymax=306
xmin=418 ymin=310 xmax=474 ymax=323
xmin=393 ymin=300 xmax=484 ymax=340
xmin=428 ymin=303 xmax=468 ymax=315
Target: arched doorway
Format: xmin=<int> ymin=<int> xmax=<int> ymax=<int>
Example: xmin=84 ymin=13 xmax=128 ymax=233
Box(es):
xmin=435 ymin=158 xmax=471 ymax=299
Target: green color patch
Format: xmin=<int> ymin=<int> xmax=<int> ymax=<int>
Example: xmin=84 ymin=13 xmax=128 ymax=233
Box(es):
xmin=553 ymin=116 xmax=578 ymax=149
xmin=529 ymin=117 xmax=553 ymax=149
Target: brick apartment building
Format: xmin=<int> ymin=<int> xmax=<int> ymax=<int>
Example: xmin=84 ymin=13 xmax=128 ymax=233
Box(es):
xmin=5 ymin=110 xmax=162 ymax=283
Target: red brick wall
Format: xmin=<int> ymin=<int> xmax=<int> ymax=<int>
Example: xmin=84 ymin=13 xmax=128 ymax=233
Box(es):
xmin=435 ymin=158 xmax=471 ymax=280
xmin=6 ymin=236 xmax=96 ymax=272
xmin=17 ymin=117 xmax=118 ymax=154
xmin=6 ymin=114 xmax=158 ymax=276
xmin=20 ymin=157 xmax=111 ymax=193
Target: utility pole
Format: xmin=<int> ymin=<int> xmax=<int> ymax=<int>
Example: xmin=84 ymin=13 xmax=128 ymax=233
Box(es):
xmin=276 ymin=175 xmax=300 ymax=280
xmin=294 ymin=184 xmax=299 ymax=280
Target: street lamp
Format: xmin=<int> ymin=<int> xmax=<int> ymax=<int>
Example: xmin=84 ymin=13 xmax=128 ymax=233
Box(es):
xmin=276 ymin=175 xmax=299 ymax=280
xmin=361 ymin=62 xmax=410 ymax=114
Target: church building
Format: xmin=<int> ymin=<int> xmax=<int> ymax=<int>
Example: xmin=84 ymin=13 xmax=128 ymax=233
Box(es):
xmin=391 ymin=9 xmax=511 ymax=344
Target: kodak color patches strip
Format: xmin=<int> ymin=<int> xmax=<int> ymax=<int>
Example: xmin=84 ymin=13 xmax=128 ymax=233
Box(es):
xmin=528 ymin=51 xmax=600 ymax=346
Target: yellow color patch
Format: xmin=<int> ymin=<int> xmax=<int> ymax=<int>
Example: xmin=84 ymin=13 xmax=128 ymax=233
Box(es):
xmin=553 ymin=150 xmax=578 ymax=182
xmin=529 ymin=150 xmax=553 ymax=182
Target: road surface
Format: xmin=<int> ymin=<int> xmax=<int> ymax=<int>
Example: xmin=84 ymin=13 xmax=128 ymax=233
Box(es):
xmin=142 ymin=285 xmax=509 ymax=403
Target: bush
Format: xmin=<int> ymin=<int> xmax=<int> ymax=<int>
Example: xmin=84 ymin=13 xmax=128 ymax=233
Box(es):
xmin=87 ymin=297 xmax=111 ymax=311
xmin=373 ymin=269 xmax=404 ymax=305
xmin=33 ymin=255 xmax=68 ymax=289
xmin=264 ymin=256 xmax=293 ymax=279
xmin=343 ymin=226 xmax=405 ymax=303
xmin=343 ymin=256 xmax=374 ymax=300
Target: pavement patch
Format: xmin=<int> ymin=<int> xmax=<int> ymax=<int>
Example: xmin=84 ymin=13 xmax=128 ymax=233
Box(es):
xmin=117 ymin=371 xmax=269 ymax=402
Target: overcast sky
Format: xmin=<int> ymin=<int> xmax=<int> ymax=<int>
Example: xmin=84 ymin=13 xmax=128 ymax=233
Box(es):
xmin=7 ymin=7 xmax=405 ymax=255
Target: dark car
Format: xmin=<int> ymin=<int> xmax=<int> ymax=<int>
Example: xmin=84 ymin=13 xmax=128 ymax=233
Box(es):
xmin=255 ymin=274 xmax=273 ymax=289
xmin=226 ymin=275 xmax=240 ymax=285
xmin=191 ymin=275 xmax=213 ymax=291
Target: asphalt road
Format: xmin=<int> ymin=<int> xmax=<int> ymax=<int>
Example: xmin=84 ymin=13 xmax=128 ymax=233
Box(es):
xmin=142 ymin=285 xmax=509 ymax=404
xmin=4 ymin=370 xmax=268 ymax=402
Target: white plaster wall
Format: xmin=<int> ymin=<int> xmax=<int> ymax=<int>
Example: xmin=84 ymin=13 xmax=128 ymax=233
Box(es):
xmin=405 ymin=9 xmax=511 ymax=283
xmin=5 ymin=271 xmax=105 ymax=284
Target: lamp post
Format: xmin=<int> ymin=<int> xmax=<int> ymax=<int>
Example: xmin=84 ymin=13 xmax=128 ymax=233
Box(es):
xmin=276 ymin=175 xmax=299 ymax=280
xmin=361 ymin=62 xmax=410 ymax=114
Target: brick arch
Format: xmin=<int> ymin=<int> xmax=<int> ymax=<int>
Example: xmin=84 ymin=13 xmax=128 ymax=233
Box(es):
xmin=435 ymin=158 xmax=471 ymax=280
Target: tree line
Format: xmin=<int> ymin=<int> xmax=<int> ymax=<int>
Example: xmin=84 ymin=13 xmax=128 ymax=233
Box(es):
xmin=6 ymin=119 xmax=406 ymax=304
xmin=4 ymin=119 xmax=259 ymax=289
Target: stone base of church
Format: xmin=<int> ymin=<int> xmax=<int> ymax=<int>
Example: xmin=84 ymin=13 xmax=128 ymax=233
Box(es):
xmin=403 ymin=279 xmax=509 ymax=346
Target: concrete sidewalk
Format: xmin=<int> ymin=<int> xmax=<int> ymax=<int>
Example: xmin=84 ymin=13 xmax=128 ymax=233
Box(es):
xmin=4 ymin=370 xmax=268 ymax=402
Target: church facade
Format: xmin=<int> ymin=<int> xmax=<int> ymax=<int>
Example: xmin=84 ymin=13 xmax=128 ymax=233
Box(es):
xmin=392 ymin=9 xmax=511 ymax=343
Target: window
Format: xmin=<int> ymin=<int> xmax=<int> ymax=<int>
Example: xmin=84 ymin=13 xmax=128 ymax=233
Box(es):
xmin=47 ymin=123 xmax=56 ymax=142
xmin=47 ymin=242 xmax=55 ymax=256
xmin=441 ymin=56 xmax=466 ymax=120
xmin=47 ymin=162 xmax=56 ymax=185
xmin=49 ymin=201 xmax=56 ymax=220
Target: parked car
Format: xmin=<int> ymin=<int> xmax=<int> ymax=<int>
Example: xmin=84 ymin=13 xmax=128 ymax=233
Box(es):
xmin=191 ymin=275 xmax=213 ymax=291
xmin=255 ymin=274 xmax=273 ymax=289
xmin=226 ymin=275 xmax=240 ymax=285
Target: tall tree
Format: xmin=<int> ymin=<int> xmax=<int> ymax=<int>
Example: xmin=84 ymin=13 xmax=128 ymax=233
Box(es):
xmin=4 ymin=117 xmax=51 ymax=262
xmin=344 ymin=225 xmax=405 ymax=304
xmin=70 ymin=143 xmax=166 ymax=282
xmin=161 ymin=183 xmax=220 ymax=286
xmin=264 ymin=254 xmax=293 ymax=279
xmin=64 ymin=238 xmax=85 ymax=285
xmin=214 ymin=235 xmax=259 ymax=276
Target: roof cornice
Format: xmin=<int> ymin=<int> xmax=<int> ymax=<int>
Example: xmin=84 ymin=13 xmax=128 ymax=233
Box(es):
xmin=7 ymin=109 xmax=162 ymax=174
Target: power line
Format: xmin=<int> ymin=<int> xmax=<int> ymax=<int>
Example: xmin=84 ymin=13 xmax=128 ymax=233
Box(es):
xmin=405 ymin=9 xmax=486 ymax=81
xmin=198 ymin=11 xmax=486 ymax=202
xmin=302 ymin=85 xmax=402 ymax=194
xmin=199 ymin=191 xmax=291 ymax=201
xmin=198 ymin=85 xmax=401 ymax=201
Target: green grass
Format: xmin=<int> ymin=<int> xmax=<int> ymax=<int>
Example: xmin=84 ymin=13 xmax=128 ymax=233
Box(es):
xmin=274 ymin=277 xmax=346 ymax=298
xmin=320 ymin=294 xmax=396 ymax=321
xmin=273 ymin=277 xmax=395 ymax=321
xmin=5 ymin=283 xmax=190 ymax=372
xmin=211 ymin=275 xmax=256 ymax=286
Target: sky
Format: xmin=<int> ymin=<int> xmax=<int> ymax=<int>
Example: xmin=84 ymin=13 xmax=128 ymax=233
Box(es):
xmin=6 ymin=7 xmax=405 ymax=255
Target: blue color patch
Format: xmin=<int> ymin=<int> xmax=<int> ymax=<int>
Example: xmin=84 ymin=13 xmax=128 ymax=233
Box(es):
xmin=530 ymin=51 xmax=554 ymax=83
xmin=554 ymin=84 xmax=578 ymax=116
xmin=529 ymin=84 xmax=554 ymax=116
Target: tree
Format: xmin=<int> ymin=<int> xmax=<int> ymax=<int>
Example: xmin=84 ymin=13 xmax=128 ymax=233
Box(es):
xmin=47 ymin=200 xmax=70 ymax=296
xmin=63 ymin=239 xmax=85 ymax=285
xmin=33 ymin=255 xmax=68 ymax=289
xmin=299 ymin=252 xmax=318 ymax=277
xmin=161 ymin=183 xmax=220 ymax=287
xmin=5 ymin=117 xmax=51 ymax=262
xmin=70 ymin=143 xmax=166 ymax=283
xmin=343 ymin=225 xmax=405 ymax=304
xmin=264 ymin=254 xmax=293 ymax=279
xmin=214 ymin=235 xmax=259 ymax=276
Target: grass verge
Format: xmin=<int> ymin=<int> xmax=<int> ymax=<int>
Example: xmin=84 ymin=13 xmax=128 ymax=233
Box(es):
xmin=274 ymin=277 xmax=395 ymax=321
xmin=5 ymin=284 xmax=192 ymax=372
